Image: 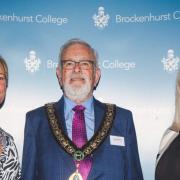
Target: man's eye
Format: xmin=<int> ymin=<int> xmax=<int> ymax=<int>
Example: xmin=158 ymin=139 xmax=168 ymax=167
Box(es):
xmin=81 ymin=62 xmax=90 ymax=66
xmin=65 ymin=62 xmax=74 ymax=66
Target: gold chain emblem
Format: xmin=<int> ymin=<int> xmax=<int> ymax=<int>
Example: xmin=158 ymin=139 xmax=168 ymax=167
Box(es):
xmin=45 ymin=102 xmax=116 ymax=161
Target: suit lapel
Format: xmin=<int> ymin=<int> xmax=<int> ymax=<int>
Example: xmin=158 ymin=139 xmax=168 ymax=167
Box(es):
xmin=55 ymin=97 xmax=68 ymax=136
xmin=54 ymin=97 xmax=75 ymax=173
xmin=88 ymin=98 xmax=106 ymax=179
xmin=94 ymin=98 xmax=106 ymax=132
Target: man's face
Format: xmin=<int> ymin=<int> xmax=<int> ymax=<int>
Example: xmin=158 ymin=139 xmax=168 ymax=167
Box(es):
xmin=0 ymin=66 xmax=7 ymax=104
xmin=56 ymin=43 xmax=101 ymax=103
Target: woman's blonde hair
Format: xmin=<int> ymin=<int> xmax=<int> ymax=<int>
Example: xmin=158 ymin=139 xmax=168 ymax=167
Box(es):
xmin=171 ymin=70 xmax=180 ymax=131
xmin=0 ymin=56 xmax=8 ymax=87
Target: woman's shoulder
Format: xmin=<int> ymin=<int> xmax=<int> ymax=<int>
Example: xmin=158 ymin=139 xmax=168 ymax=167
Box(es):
xmin=0 ymin=127 xmax=14 ymax=143
xmin=0 ymin=128 xmax=21 ymax=179
xmin=156 ymin=128 xmax=179 ymax=165
xmin=159 ymin=129 xmax=179 ymax=151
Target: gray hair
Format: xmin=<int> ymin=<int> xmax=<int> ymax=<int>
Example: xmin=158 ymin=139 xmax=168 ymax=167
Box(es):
xmin=58 ymin=38 xmax=99 ymax=68
xmin=171 ymin=70 xmax=180 ymax=131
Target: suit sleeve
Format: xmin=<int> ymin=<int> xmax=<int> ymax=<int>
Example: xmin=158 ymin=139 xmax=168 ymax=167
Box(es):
xmin=126 ymin=111 xmax=144 ymax=180
xmin=22 ymin=112 xmax=37 ymax=180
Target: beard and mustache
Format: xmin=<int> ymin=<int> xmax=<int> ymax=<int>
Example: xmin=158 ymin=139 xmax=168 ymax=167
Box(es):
xmin=63 ymin=73 xmax=93 ymax=102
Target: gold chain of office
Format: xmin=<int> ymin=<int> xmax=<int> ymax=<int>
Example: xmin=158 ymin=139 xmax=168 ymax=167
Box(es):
xmin=45 ymin=102 xmax=116 ymax=161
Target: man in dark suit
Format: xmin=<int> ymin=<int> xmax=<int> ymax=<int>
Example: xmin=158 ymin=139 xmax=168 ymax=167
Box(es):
xmin=22 ymin=39 xmax=143 ymax=180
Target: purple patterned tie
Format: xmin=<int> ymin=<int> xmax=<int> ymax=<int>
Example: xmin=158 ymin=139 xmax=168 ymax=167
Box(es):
xmin=72 ymin=105 xmax=92 ymax=180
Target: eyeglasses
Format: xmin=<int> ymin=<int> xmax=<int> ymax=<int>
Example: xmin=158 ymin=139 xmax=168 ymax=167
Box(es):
xmin=61 ymin=60 xmax=95 ymax=70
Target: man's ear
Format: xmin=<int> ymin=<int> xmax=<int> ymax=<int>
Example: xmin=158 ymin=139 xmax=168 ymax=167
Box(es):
xmin=94 ymin=67 xmax=101 ymax=90
xmin=56 ymin=67 xmax=63 ymax=89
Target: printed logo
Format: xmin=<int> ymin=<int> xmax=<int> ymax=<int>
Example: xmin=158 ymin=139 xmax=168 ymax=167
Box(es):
xmin=24 ymin=50 xmax=41 ymax=73
xmin=93 ymin=7 xmax=110 ymax=29
xmin=161 ymin=49 xmax=179 ymax=73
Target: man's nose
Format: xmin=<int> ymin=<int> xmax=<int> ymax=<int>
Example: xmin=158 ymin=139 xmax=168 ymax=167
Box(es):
xmin=73 ymin=62 xmax=81 ymax=73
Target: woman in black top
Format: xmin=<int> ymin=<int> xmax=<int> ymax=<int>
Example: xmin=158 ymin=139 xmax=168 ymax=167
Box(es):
xmin=156 ymin=70 xmax=180 ymax=180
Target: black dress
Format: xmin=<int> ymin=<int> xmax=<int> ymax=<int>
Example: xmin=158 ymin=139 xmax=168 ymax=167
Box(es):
xmin=155 ymin=133 xmax=180 ymax=180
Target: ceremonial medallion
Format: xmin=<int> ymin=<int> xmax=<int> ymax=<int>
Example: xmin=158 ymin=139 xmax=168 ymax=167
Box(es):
xmin=45 ymin=103 xmax=116 ymax=161
xmin=73 ymin=150 xmax=85 ymax=161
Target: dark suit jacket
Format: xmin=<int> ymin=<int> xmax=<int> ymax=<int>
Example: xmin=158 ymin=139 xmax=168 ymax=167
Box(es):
xmin=22 ymin=97 xmax=143 ymax=180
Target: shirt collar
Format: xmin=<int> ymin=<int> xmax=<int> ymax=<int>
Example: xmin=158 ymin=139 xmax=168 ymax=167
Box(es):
xmin=64 ymin=95 xmax=94 ymax=115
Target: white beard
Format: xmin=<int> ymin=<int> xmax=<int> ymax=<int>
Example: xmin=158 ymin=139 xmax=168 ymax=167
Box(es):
xmin=63 ymin=75 xmax=92 ymax=102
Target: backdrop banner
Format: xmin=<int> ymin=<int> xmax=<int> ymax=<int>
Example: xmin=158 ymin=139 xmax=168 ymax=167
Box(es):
xmin=0 ymin=1 xmax=180 ymax=179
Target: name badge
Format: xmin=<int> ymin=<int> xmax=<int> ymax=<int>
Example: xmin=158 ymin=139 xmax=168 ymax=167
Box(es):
xmin=110 ymin=135 xmax=125 ymax=146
